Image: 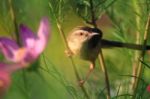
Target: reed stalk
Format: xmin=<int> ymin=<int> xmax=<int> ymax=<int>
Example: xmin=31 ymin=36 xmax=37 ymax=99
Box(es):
xmin=133 ymin=13 xmax=150 ymax=98
xmin=89 ymin=0 xmax=111 ymax=98
xmin=48 ymin=2 xmax=90 ymax=99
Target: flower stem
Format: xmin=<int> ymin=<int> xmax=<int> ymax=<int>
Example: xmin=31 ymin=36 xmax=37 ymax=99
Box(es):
xmin=8 ymin=0 xmax=20 ymax=44
xmin=8 ymin=1 xmax=30 ymax=98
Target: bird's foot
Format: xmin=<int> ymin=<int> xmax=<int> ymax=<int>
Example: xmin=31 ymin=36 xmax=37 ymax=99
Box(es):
xmin=79 ymin=80 xmax=85 ymax=86
xmin=65 ymin=50 xmax=73 ymax=57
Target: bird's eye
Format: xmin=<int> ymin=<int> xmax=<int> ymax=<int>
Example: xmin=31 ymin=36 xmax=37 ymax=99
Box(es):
xmin=79 ymin=32 xmax=83 ymax=36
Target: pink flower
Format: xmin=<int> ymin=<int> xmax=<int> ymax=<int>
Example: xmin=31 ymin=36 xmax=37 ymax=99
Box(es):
xmin=0 ymin=17 xmax=50 ymax=63
xmin=0 ymin=17 xmax=50 ymax=94
xmin=147 ymin=85 xmax=150 ymax=92
xmin=0 ymin=62 xmax=23 ymax=96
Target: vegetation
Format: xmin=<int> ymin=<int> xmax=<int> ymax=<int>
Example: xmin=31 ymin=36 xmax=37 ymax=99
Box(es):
xmin=0 ymin=0 xmax=150 ymax=99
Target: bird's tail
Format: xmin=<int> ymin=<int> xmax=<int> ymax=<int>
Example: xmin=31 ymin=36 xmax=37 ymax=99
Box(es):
xmin=101 ymin=39 xmax=150 ymax=50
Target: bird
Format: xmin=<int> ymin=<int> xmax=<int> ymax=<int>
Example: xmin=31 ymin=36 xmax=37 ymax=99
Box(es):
xmin=66 ymin=26 xmax=150 ymax=85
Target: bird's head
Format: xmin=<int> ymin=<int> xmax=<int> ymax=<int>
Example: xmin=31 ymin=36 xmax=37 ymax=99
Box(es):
xmin=67 ymin=26 xmax=102 ymax=44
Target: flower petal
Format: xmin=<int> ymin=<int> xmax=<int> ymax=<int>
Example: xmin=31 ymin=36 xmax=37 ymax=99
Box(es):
xmin=147 ymin=85 xmax=150 ymax=92
xmin=0 ymin=62 xmax=27 ymax=95
xmin=0 ymin=71 xmax=10 ymax=94
xmin=0 ymin=37 xmax=19 ymax=61
xmin=19 ymin=24 xmax=37 ymax=48
xmin=35 ymin=17 xmax=50 ymax=54
xmin=0 ymin=62 xmax=27 ymax=74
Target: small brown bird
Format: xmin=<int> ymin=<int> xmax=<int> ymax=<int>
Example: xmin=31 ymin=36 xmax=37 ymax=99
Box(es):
xmin=66 ymin=26 xmax=150 ymax=85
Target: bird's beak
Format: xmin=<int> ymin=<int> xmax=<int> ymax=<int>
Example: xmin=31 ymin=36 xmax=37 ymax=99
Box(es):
xmin=89 ymin=32 xmax=99 ymax=37
xmin=87 ymin=32 xmax=99 ymax=40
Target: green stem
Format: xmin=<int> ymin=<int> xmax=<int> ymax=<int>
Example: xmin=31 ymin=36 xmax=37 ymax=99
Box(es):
xmin=89 ymin=0 xmax=111 ymax=98
xmin=8 ymin=0 xmax=20 ymax=44
xmin=8 ymin=1 xmax=29 ymax=98
xmin=98 ymin=50 xmax=111 ymax=99
xmin=133 ymin=13 xmax=150 ymax=98
xmin=89 ymin=0 xmax=97 ymax=28
xmin=131 ymin=0 xmax=141 ymax=90
xmin=55 ymin=21 xmax=81 ymax=80
xmin=56 ymin=20 xmax=90 ymax=99
xmin=48 ymin=2 xmax=90 ymax=99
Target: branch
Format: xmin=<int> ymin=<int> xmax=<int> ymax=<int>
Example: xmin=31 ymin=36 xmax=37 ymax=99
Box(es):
xmin=48 ymin=2 xmax=90 ymax=99
xmin=88 ymin=0 xmax=111 ymax=99
xmin=89 ymin=0 xmax=97 ymax=27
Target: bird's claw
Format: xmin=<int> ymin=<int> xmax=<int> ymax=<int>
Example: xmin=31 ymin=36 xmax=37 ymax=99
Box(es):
xmin=65 ymin=50 xmax=73 ymax=57
xmin=79 ymin=80 xmax=85 ymax=86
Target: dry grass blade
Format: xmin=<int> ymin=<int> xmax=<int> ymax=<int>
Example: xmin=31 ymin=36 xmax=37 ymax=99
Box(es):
xmin=56 ymin=21 xmax=90 ymax=99
xmin=133 ymin=13 xmax=150 ymax=98
xmin=98 ymin=50 xmax=111 ymax=99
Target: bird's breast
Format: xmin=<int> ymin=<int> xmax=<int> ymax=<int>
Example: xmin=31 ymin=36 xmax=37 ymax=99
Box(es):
xmin=68 ymin=40 xmax=82 ymax=55
xmin=80 ymin=42 xmax=100 ymax=62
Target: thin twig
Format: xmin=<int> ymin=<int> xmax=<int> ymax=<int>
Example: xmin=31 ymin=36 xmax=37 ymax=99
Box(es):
xmin=119 ymin=74 xmax=147 ymax=85
xmin=89 ymin=0 xmax=111 ymax=98
xmin=112 ymin=94 xmax=133 ymax=99
xmin=133 ymin=13 xmax=150 ymax=98
xmin=56 ymin=20 xmax=90 ymax=99
xmin=98 ymin=51 xmax=111 ymax=99
xmin=89 ymin=0 xmax=97 ymax=28
xmin=8 ymin=0 xmax=20 ymax=44
xmin=131 ymin=0 xmax=141 ymax=90
xmin=48 ymin=2 xmax=90 ymax=99
xmin=139 ymin=59 xmax=150 ymax=69
xmin=116 ymin=83 xmax=121 ymax=99
xmin=55 ymin=21 xmax=81 ymax=80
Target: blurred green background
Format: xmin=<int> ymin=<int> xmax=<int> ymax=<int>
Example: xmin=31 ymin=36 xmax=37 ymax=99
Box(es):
xmin=0 ymin=0 xmax=150 ymax=99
